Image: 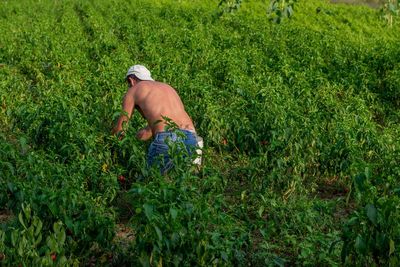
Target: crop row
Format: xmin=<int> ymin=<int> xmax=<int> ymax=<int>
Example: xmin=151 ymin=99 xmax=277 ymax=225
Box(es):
xmin=0 ymin=0 xmax=399 ymax=265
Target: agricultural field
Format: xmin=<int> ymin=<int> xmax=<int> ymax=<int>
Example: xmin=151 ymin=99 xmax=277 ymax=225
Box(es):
xmin=0 ymin=0 xmax=399 ymax=266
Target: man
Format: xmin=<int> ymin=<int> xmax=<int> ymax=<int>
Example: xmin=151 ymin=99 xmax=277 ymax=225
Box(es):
xmin=112 ymin=65 xmax=201 ymax=173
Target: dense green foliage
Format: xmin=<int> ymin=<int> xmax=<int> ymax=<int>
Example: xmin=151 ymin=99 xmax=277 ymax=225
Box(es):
xmin=1 ymin=0 xmax=399 ymax=265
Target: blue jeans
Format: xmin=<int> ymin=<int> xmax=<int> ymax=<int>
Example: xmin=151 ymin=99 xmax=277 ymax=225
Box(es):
xmin=147 ymin=129 xmax=198 ymax=173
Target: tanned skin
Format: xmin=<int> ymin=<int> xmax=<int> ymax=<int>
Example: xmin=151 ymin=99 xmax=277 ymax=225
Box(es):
xmin=112 ymin=76 xmax=195 ymax=140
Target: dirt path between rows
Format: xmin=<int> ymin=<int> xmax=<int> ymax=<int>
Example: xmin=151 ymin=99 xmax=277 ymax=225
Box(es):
xmin=0 ymin=210 xmax=13 ymax=223
xmin=330 ymin=0 xmax=382 ymax=8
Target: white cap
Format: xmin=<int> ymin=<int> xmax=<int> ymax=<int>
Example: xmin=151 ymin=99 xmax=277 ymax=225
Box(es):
xmin=126 ymin=65 xmax=154 ymax=81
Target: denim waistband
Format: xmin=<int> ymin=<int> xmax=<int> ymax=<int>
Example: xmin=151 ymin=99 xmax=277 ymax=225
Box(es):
xmin=154 ymin=129 xmax=196 ymax=142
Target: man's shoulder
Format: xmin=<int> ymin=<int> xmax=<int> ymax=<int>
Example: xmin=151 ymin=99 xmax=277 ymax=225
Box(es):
xmin=134 ymin=81 xmax=158 ymax=98
xmin=138 ymin=80 xmax=172 ymax=90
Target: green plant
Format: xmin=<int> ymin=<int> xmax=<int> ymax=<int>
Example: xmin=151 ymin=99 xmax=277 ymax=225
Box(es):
xmin=340 ymin=169 xmax=400 ymax=266
xmin=268 ymin=0 xmax=298 ymax=23
xmin=218 ymin=0 xmax=243 ymax=15
xmin=0 ymin=204 xmax=78 ymax=266
xmin=381 ymin=0 xmax=399 ymax=26
xmin=128 ymin=169 xmax=247 ymax=266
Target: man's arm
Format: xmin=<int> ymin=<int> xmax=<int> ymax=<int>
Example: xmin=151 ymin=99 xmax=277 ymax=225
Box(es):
xmin=112 ymin=88 xmax=135 ymax=135
xmin=136 ymin=125 xmax=153 ymax=141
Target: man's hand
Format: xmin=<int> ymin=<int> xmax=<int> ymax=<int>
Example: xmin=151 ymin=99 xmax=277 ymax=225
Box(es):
xmin=111 ymin=125 xmax=125 ymax=140
xmin=111 ymin=125 xmax=121 ymax=135
xmin=136 ymin=126 xmax=152 ymax=141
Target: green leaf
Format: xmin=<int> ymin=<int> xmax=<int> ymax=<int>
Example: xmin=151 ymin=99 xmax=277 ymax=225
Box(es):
xmin=23 ymin=204 xmax=31 ymax=221
xmin=34 ymin=218 xmax=43 ymax=236
xmin=354 ymin=173 xmax=366 ymax=192
xmin=139 ymin=252 xmax=150 ymax=267
xmin=54 ymin=222 xmax=66 ymax=244
xmin=273 ymin=256 xmax=285 ymax=267
xmin=364 ymin=167 xmax=371 ymax=179
xmin=170 ymin=208 xmax=178 ymax=220
xmin=18 ymin=238 xmax=25 ymax=256
xmin=341 ymin=241 xmax=348 ymax=263
xmin=47 ymin=236 xmax=57 ymax=251
xmin=287 ymin=6 xmax=293 ymax=17
xmin=11 ymin=230 xmax=18 ymax=247
xmin=143 ymin=203 xmax=154 ymax=220
xmin=376 ymin=232 xmax=386 ymax=248
xmin=221 ymin=251 xmax=228 ymax=261
xmin=394 ymin=188 xmax=400 ymax=196
xmin=0 ymin=230 xmax=5 ymax=242
xmin=53 ymin=221 xmax=62 ymax=233
xmin=355 ymin=235 xmax=367 ymax=255
xmin=346 ymin=216 xmax=359 ymax=226
xmin=365 ymin=204 xmax=377 ymax=225
xmin=258 ymin=206 xmax=265 ymax=217
xmin=48 ymin=203 xmax=59 ymax=215
xmin=390 ymin=239 xmax=395 ymax=256
xmin=19 ymin=136 xmax=28 ymax=153
xmin=34 ymin=234 xmax=42 ymax=247
xmin=18 ymin=212 xmax=27 ymax=230
xmin=329 ymin=239 xmax=342 ymax=254
xmin=389 ymin=3 xmax=397 ymax=12
xmin=154 ymin=226 xmax=162 ymax=241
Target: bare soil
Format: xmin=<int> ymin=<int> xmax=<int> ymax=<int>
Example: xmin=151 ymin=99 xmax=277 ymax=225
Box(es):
xmin=114 ymin=223 xmax=135 ymax=244
xmin=331 ymin=0 xmax=382 ymax=8
xmin=0 ymin=210 xmax=13 ymax=223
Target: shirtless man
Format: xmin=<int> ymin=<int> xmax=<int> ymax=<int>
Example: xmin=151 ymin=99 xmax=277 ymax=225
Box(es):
xmin=112 ymin=65 xmax=201 ymax=173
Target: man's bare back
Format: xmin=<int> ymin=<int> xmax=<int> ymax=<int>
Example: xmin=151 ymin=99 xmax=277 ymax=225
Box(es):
xmin=112 ymin=76 xmax=195 ymax=140
xmin=133 ymin=81 xmax=195 ymax=132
